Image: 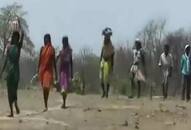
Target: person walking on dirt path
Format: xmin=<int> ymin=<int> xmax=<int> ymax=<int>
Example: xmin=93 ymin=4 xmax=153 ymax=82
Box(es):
xmin=181 ymin=44 xmax=191 ymax=102
xmin=99 ymin=27 xmax=115 ymax=98
xmin=38 ymin=34 xmax=58 ymax=112
xmin=158 ymin=44 xmax=173 ymax=100
xmin=0 ymin=25 xmax=24 ymax=117
xmin=56 ymin=36 xmax=73 ymax=109
xmin=130 ymin=39 xmax=146 ymax=98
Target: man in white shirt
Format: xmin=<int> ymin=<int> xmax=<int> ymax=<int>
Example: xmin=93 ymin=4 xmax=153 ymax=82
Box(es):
xmin=158 ymin=44 xmax=173 ymax=100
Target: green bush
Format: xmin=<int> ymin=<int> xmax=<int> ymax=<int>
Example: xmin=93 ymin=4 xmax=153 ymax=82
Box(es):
xmin=112 ymin=77 xmax=132 ymax=96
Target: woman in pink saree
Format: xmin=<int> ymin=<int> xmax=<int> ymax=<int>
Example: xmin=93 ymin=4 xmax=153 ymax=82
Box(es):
xmin=57 ymin=36 xmax=73 ymax=108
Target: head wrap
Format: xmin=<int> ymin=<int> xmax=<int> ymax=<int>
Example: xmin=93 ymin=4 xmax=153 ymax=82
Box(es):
xmin=185 ymin=44 xmax=190 ymax=51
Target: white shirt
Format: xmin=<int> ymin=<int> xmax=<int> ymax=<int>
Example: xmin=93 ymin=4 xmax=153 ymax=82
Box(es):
xmin=158 ymin=52 xmax=173 ymax=69
xmin=133 ymin=49 xmax=144 ymax=65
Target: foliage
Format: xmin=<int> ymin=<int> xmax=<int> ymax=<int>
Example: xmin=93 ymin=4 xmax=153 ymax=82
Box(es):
xmin=0 ymin=3 xmax=35 ymax=88
xmin=0 ymin=3 xmax=34 ymax=56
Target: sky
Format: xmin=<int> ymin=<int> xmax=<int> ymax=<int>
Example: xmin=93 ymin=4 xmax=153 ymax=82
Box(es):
xmin=1 ymin=0 xmax=191 ymax=54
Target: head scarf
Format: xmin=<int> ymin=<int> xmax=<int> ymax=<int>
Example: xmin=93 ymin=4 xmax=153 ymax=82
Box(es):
xmin=185 ymin=44 xmax=190 ymax=51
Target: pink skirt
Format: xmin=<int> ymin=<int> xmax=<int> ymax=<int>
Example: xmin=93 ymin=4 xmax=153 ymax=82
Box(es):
xmin=60 ymin=71 xmax=70 ymax=93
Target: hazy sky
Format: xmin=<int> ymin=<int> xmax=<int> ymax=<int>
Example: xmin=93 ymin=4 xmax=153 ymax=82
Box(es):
xmin=1 ymin=0 xmax=191 ymax=54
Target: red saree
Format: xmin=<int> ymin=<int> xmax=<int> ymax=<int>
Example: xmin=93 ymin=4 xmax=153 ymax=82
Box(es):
xmin=39 ymin=43 xmax=55 ymax=88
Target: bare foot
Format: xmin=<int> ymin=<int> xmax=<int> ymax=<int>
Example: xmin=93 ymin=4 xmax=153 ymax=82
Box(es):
xmin=61 ymin=104 xmax=67 ymax=109
xmin=7 ymin=114 xmax=14 ymax=118
xmin=43 ymin=108 xmax=48 ymax=112
xmin=101 ymin=93 xmax=105 ymax=98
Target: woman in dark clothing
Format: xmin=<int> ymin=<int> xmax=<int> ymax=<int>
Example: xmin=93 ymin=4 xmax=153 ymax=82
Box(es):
xmin=0 ymin=30 xmax=24 ymax=117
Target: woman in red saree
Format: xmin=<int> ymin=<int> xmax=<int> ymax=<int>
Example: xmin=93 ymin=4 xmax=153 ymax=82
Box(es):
xmin=38 ymin=34 xmax=57 ymax=112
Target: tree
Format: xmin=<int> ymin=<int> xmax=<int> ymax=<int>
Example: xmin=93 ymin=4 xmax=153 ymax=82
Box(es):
xmin=73 ymin=47 xmax=99 ymax=93
xmin=0 ymin=3 xmax=33 ymax=56
xmin=0 ymin=3 xmax=35 ymax=88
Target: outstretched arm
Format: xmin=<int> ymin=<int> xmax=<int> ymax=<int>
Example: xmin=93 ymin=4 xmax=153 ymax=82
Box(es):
xmin=19 ymin=31 xmax=24 ymax=48
xmin=17 ymin=30 xmax=24 ymax=60
xmin=18 ymin=18 xmax=24 ymax=50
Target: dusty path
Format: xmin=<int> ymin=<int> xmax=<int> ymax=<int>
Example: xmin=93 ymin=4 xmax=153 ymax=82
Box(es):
xmin=0 ymin=89 xmax=191 ymax=130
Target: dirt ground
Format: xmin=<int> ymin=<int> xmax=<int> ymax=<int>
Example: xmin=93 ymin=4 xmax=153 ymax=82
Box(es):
xmin=0 ymin=88 xmax=191 ymax=130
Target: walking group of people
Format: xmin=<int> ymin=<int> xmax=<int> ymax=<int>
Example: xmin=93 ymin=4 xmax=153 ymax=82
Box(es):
xmin=0 ymin=30 xmax=73 ymax=117
xmin=38 ymin=34 xmax=73 ymax=112
xmin=129 ymin=37 xmax=191 ymax=102
xmin=129 ymin=38 xmax=191 ymax=102
xmin=100 ymin=28 xmax=191 ymax=103
xmin=0 ymin=20 xmax=190 ymax=117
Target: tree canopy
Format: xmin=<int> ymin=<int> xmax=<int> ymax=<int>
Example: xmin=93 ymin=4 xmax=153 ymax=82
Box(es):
xmin=0 ymin=3 xmax=34 ymax=56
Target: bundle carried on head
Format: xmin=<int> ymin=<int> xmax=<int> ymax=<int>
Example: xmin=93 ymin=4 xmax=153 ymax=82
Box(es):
xmin=9 ymin=16 xmax=21 ymax=32
xmin=102 ymin=27 xmax=112 ymax=37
